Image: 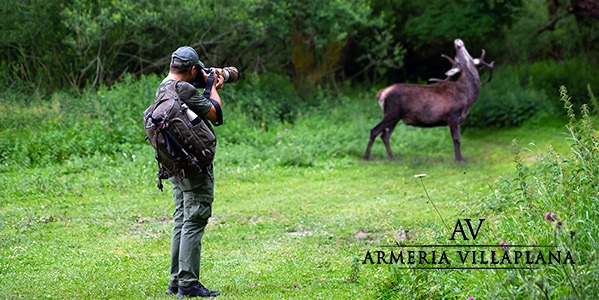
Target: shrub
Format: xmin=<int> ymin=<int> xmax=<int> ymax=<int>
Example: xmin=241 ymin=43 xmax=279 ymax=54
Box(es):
xmin=0 ymin=73 xmax=362 ymax=172
xmin=466 ymin=59 xmax=599 ymax=129
xmin=519 ymin=59 xmax=599 ymax=112
xmin=465 ymin=67 xmax=553 ymax=129
xmin=0 ymin=74 xmax=159 ymax=171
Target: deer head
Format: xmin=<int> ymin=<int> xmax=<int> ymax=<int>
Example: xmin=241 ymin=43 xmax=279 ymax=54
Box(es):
xmin=429 ymin=39 xmax=494 ymax=83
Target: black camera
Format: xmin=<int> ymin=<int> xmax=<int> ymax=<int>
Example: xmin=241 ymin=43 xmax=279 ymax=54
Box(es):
xmin=192 ymin=66 xmax=239 ymax=88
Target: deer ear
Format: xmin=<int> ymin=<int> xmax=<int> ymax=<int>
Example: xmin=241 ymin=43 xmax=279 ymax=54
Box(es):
xmin=445 ymin=67 xmax=461 ymax=77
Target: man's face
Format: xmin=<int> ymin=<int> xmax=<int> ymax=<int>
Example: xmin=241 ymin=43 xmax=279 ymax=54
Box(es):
xmin=189 ymin=65 xmax=198 ymax=82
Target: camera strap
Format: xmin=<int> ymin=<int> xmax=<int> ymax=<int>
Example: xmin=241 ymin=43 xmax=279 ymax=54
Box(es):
xmin=202 ymin=70 xmax=215 ymax=98
xmin=201 ymin=70 xmax=223 ymax=126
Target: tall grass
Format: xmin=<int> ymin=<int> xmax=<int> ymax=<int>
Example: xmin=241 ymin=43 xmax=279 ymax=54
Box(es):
xmin=465 ymin=67 xmax=552 ymax=128
xmin=0 ymin=73 xmax=154 ymax=171
xmin=481 ymin=86 xmax=599 ymax=298
xmin=379 ymin=86 xmax=599 ymax=299
xmin=0 ymin=73 xmax=366 ymax=172
xmin=1 ymin=59 xmax=597 ymax=171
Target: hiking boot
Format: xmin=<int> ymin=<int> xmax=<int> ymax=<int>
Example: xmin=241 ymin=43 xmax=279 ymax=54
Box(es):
xmin=177 ymin=283 xmax=220 ymax=298
xmin=165 ymin=285 xmax=178 ymax=295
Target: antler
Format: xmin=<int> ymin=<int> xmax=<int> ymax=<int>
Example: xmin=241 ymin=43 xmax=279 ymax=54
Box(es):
xmin=429 ymin=54 xmax=461 ymax=83
xmin=474 ymin=49 xmax=494 ymax=83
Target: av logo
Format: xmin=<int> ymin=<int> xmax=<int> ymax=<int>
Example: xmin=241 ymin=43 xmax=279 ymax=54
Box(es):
xmin=449 ymin=218 xmax=485 ymax=240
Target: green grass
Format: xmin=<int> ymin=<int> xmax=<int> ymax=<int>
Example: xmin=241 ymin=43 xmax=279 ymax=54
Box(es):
xmin=0 ymin=115 xmax=573 ymax=299
xmin=1 ymin=75 xmax=596 ymax=299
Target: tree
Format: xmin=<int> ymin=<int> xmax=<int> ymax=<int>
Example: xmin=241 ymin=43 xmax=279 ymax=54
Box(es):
xmin=1 ymin=0 xmax=270 ymax=92
xmin=252 ymin=0 xmax=387 ymax=91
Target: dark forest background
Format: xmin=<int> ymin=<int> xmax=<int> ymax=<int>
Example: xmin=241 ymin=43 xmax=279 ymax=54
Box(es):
xmin=2 ymin=0 xmax=598 ymax=93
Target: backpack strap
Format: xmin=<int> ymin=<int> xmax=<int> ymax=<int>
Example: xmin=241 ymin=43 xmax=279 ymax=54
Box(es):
xmin=145 ymin=79 xmax=179 ymax=122
xmin=169 ymin=79 xmax=180 ymax=100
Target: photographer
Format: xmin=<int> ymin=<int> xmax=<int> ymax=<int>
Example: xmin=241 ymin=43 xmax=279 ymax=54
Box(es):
xmin=157 ymin=46 xmax=224 ymax=298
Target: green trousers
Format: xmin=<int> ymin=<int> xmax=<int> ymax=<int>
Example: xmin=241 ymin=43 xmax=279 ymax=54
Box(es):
xmin=168 ymin=168 xmax=214 ymax=287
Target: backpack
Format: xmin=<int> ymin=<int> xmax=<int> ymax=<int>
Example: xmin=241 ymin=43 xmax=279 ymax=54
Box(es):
xmin=144 ymin=80 xmax=216 ymax=190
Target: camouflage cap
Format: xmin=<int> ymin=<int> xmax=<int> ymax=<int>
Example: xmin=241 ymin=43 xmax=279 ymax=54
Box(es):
xmin=171 ymin=46 xmax=204 ymax=68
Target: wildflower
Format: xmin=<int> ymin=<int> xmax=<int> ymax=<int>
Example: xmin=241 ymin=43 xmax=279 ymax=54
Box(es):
xmin=545 ymin=212 xmax=555 ymax=222
xmin=414 ymin=174 xmax=427 ymax=178
xmin=277 ymin=135 xmax=281 ymax=139
xmin=499 ymin=241 xmax=509 ymax=252
xmin=468 ymin=298 xmax=475 ymax=300
xmin=557 ymin=221 xmax=563 ymax=228
xmin=285 ymin=128 xmax=289 ymax=132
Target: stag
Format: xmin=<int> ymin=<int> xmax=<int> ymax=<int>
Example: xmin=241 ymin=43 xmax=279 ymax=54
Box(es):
xmin=363 ymin=38 xmax=494 ymax=162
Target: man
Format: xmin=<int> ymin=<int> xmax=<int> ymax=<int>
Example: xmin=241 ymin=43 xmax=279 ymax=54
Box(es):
xmin=157 ymin=46 xmax=224 ymax=298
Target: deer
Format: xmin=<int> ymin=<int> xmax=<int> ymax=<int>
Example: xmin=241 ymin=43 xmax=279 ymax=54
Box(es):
xmin=363 ymin=38 xmax=494 ymax=162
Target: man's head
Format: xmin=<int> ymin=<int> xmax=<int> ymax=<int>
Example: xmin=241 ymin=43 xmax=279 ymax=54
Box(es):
xmin=170 ymin=46 xmax=204 ymax=76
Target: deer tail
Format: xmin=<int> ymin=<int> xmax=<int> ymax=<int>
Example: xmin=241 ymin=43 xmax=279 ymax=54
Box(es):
xmin=376 ymin=87 xmax=390 ymax=112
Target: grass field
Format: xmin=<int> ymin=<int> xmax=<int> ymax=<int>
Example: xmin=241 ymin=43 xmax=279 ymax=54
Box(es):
xmin=0 ymin=109 xmax=575 ymax=299
xmin=2 ymin=76 xmax=597 ymax=299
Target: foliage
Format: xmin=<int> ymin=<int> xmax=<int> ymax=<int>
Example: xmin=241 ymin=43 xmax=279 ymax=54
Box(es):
xmin=464 ymin=58 xmax=599 ymax=129
xmin=498 ymin=0 xmax=585 ymax=63
xmin=349 ymin=26 xmax=407 ymax=85
xmin=0 ymin=73 xmax=357 ymax=172
xmin=3 ymin=0 xmax=598 ymax=96
xmin=377 ymin=87 xmax=599 ymax=299
xmin=465 ymin=67 xmax=554 ymax=128
xmin=0 ymin=74 xmax=155 ymax=171
xmin=403 ymin=0 xmax=523 ymax=54
xmin=518 ymin=59 xmax=599 ymax=111
xmin=481 ymin=87 xmax=599 ymax=298
xmin=254 ymin=0 xmax=387 ymax=89
xmin=0 ymin=0 xmax=66 ymax=91
xmin=0 ymin=0 xmax=388 ymax=93
xmin=1 ymin=0 xmax=275 ymax=92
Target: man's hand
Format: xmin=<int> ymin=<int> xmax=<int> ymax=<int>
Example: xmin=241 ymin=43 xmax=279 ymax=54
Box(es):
xmin=214 ymin=74 xmax=225 ymax=90
xmin=200 ymin=68 xmax=225 ymax=90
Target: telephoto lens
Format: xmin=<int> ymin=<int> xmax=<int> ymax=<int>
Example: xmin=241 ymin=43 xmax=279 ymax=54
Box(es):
xmin=215 ymin=67 xmax=239 ymax=84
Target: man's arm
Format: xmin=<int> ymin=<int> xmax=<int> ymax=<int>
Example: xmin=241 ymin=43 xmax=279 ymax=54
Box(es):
xmin=204 ymin=75 xmax=223 ymax=122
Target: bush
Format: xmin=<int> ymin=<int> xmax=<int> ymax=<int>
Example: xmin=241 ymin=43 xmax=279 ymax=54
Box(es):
xmin=0 ymin=74 xmax=159 ymax=171
xmin=465 ymin=67 xmax=553 ymax=129
xmin=220 ymin=73 xmax=308 ymax=128
xmin=0 ymin=73 xmax=366 ymax=172
xmin=216 ymin=85 xmax=375 ymax=170
xmin=466 ymin=59 xmax=599 ymax=129
xmin=521 ymin=59 xmax=599 ymax=112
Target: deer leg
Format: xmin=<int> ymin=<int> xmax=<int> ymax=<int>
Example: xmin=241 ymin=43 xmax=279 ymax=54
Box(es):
xmin=364 ymin=121 xmax=387 ymax=160
xmin=365 ymin=117 xmax=399 ymax=160
xmin=448 ymin=121 xmax=463 ymax=162
xmin=381 ymin=120 xmax=400 ymax=159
